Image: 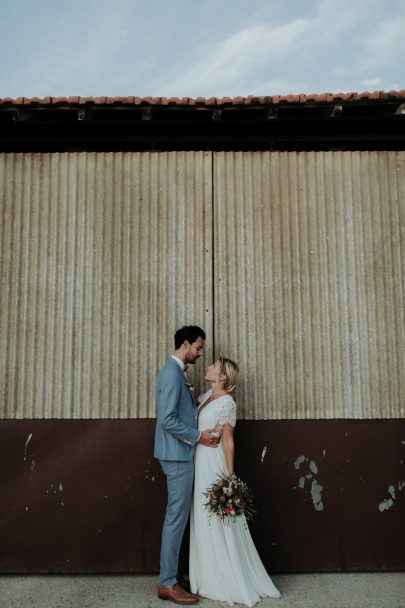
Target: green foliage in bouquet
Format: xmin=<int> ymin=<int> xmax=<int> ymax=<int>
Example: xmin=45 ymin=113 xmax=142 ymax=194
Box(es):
xmin=202 ymin=473 xmax=257 ymax=523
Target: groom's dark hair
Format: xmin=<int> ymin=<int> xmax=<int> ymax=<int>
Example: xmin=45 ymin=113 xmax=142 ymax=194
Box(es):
xmin=174 ymin=325 xmax=206 ymax=349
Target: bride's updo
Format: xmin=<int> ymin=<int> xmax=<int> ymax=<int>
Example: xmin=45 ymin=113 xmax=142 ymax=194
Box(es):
xmin=218 ymin=357 xmax=239 ymax=393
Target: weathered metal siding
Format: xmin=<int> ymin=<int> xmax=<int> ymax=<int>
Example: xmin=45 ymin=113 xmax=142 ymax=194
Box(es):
xmin=214 ymin=151 xmax=405 ymax=419
xmin=1 ymin=419 xmax=404 ymax=572
xmin=0 ymin=152 xmax=213 ymax=419
xmin=0 ymin=151 xmax=404 ymax=575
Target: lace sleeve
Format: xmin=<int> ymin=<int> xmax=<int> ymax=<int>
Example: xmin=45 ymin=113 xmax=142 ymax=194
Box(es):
xmin=217 ymin=398 xmax=237 ymax=427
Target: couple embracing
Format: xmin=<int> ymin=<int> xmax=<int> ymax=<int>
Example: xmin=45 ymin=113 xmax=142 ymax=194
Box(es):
xmin=154 ymin=325 xmax=280 ymax=607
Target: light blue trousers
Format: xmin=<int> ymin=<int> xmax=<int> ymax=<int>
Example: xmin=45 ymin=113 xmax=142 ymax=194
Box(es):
xmin=159 ymin=459 xmax=194 ymax=588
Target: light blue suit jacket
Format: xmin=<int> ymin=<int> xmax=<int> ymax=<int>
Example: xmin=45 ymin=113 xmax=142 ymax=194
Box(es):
xmin=154 ymin=358 xmax=200 ymax=461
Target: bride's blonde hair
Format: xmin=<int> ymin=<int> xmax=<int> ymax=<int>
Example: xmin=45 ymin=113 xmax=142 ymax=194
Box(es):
xmin=217 ymin=357 xmax=239 ymax=393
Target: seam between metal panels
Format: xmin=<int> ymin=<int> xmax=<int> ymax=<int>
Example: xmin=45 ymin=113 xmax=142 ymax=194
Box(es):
xmin=211 ymin=151 xmax=216 ymax=358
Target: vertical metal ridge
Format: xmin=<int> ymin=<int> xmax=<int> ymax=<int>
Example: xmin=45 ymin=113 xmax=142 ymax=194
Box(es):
xmin=336 ymin=151 xmax=353 ymax=417
xmin=211 ymin=151 xmax=216 ymax=360
xmin=36 ymin=155 xmax=49 ymax=418
xmin=365 ymin=152 xmax=383 ymax=416
xmin=394 ymin=152 xmax=405 ymax=417
xmin=78 ymin=152 xmax=90 ymax=418
xmin=0 ymin=154 xmax=14 ymax=418
xmin=358 ymin=152 xmax=373 ymax=418
xmin=297 ymin=152 xmax=316 ymax=415
xmin=379 ymin=151 xmax=394 ymax=416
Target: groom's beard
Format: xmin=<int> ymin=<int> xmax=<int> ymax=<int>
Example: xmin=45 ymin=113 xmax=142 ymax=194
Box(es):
xmin=186 ymin=355 xmax=201 ymax=365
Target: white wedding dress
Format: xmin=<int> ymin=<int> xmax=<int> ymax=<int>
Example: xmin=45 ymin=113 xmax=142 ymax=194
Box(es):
xmin=189 ymin=389 xmax=281 ymax=607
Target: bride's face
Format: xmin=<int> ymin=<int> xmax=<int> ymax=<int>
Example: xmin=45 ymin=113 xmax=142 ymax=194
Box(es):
xmin=205 ymin=360 xmax=222 ymax=383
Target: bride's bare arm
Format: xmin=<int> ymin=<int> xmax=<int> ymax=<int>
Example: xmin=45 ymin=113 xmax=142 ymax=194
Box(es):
xmin=222 ymin=423 xmax=235 ymax=476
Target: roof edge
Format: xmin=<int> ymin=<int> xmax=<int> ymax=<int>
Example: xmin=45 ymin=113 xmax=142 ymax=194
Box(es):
xmin=1 ymin=90 xmax=405 ymax=107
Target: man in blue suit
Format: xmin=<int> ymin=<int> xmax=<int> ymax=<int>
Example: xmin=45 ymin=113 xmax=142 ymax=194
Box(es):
xmin=154 ymin=325 xmax=219 ymax=605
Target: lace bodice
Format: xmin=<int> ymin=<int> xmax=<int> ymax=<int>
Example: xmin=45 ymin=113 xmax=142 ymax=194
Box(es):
xmin=198 ymin=389 xmax=236 ymax=429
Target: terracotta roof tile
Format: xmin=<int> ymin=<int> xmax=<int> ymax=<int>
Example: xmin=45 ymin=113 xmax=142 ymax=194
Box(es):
xmin=1 ymin=91 xmax=405 ymax=108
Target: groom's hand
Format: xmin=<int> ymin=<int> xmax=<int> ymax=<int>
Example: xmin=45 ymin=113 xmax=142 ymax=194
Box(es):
xmin=198 ymin=429 xmax=220 ymax=447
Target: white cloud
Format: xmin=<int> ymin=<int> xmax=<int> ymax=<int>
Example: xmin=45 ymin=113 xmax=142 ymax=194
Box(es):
xmin=151 ymin=18 xmax=313 ymax=96
xmin=148 ymin=0 xmax=397 ymax=97
xmin=355 ymin=15 xmax=405 ymax=73
xmin=361 ymin=78 xmax=383 ymax=87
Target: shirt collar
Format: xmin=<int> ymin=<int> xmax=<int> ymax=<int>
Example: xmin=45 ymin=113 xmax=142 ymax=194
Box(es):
xmin=171 ymin=355 xmax=185 ymax=371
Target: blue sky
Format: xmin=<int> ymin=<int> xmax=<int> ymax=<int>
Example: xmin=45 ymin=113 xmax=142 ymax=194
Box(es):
xmin=1 ymin=0 xmax=404 ymax=98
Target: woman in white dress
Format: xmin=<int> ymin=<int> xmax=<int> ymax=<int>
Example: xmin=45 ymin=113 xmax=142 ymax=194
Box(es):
xmin=189 ymin=357 xmax=280 ymax=607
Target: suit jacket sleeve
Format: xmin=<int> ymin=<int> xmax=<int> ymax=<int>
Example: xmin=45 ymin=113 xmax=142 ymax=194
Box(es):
xmin=157 ymin=369 xmax=200 ymax=447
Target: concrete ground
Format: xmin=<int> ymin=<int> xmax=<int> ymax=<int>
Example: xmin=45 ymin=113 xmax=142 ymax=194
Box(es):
xmin=0 ymin=573 xmax=404 ymax=608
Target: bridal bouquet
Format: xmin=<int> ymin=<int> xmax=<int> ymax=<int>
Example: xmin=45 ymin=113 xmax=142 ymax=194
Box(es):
xmin=203 ymin=474 xmax=257 ymax=523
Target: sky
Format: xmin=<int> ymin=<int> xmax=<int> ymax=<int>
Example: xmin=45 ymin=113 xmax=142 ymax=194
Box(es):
xmin=0 ymin=0 xmax=404 ymax=99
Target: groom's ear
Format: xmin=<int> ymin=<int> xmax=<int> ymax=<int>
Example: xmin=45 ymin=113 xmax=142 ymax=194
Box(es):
xmin=182 ymin=340 xmax=191 ymax=351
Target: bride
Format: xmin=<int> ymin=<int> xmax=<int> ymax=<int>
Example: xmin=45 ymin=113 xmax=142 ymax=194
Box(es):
xmin=189 ymin=357 xmax=281 ymax=607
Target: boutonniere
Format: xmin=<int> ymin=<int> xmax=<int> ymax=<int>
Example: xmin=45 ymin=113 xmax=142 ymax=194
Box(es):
xmin=184 ymin=375 xmax=195 ymax=392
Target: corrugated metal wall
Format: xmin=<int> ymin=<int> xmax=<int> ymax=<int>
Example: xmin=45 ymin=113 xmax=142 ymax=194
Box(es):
xmin=0 ymin=152 xmax=213 ymax=419
xmin=1 ymin=151 xmax=404 ymax=574
xmin=215 ymin=151 xmax=405 ymax=419
xmin=1 ymin=152 xmax=404 ymax=420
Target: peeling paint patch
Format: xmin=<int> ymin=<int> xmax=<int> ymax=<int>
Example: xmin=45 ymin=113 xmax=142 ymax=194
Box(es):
xmin=379 ymin=481 xmax=405 ymax=512
xmin=294 ymin=455 xmax=324 ymax=511
xmin=24 ymin=433 xmax=33 ymax=462
xmin=322 ymin=449 xmax=326 ymax=458
xmin=379 ymin=499 xmax=394 ymax=512
xmin=311 ymin=480 xmax=324 ymax=511
xmin=261 ymin=446 xmax=267 ymax=463
xmin=59 ymin=483 xmax=63 ymax=492
xmin=401 ymin=441 xmax=405 ymax=445
xmin=294 ymin=455 xmax=305 ymax=470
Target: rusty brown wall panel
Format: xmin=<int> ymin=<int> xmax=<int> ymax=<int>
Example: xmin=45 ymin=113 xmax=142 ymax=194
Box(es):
xmin=0 ymin=152 xmax=213 ymax=419
xmin=214 ymin=151 xmax=405 ymax=419
xmin=0 ymin=420 xmax=403 ymax=573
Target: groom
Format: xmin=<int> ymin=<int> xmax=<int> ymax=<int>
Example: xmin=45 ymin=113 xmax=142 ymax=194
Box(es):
xmin=154 ymin=325 xmax=220 ymax=605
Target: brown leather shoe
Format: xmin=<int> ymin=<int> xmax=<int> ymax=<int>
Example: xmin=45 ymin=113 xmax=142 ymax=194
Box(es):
xmin=177 ymin=576 xmax=191 ymax=593
xmin=157 ymin=583 xmax=199 ymax=605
